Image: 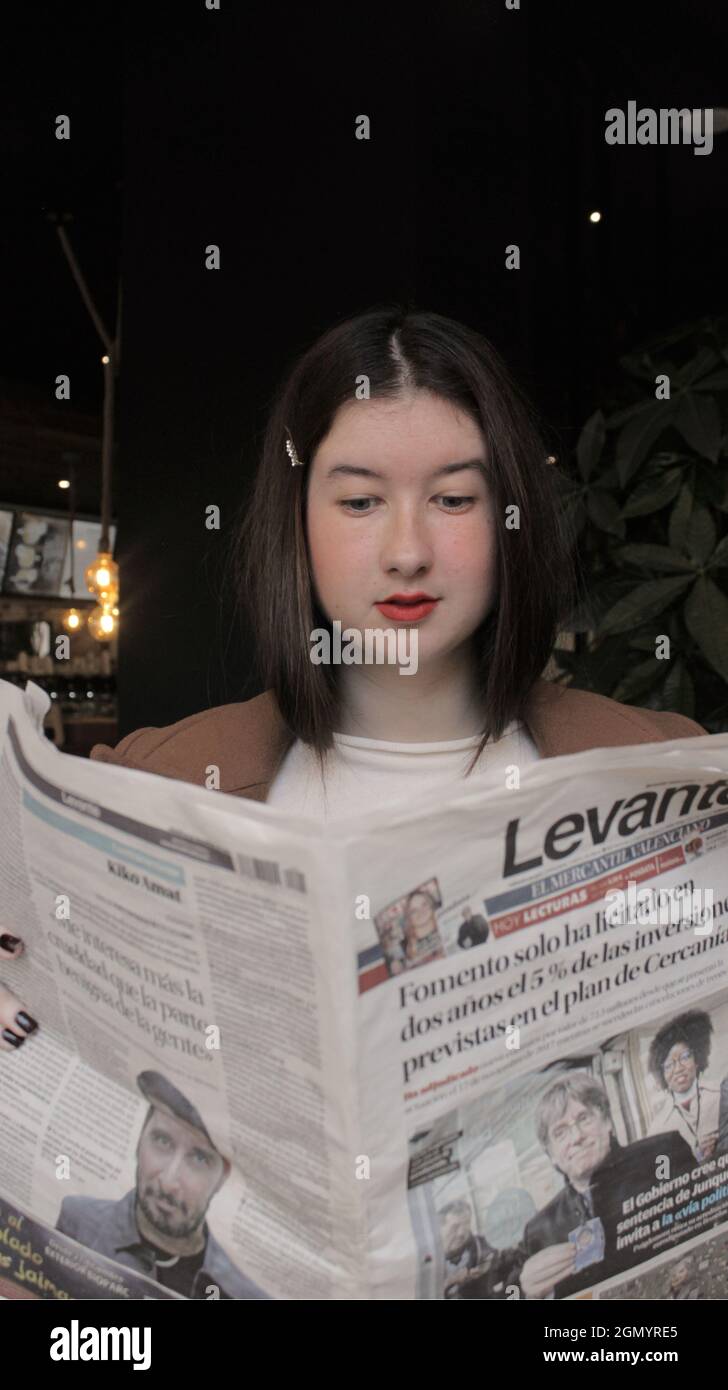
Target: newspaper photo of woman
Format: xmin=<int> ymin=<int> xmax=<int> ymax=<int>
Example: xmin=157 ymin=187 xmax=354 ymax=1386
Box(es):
xmin=646 ymin=1010 xmax=722 ymax=1162
xmin=402 ymin=889 xmax=446 ymax=970
xmin=374 ymin=879 xmax=445 ymax=977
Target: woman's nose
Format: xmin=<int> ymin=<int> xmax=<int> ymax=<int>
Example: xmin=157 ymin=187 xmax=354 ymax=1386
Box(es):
xmin=380 ymin=506 xmax=434 ymax=573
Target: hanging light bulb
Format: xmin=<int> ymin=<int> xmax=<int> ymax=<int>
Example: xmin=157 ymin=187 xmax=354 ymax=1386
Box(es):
xmin=61 ymin=607 xmax=84 ymax=634
xmin=60 ymin=461 xmax=84 ymax=634
xmin=88 ymin=602 xmax=118 ymax=642
xmin=84 ymin=551 xmax=119 ymax=603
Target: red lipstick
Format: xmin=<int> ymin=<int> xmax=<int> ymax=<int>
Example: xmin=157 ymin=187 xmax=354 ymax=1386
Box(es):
xmin=375 ymin=591 xmax=439 ymax=622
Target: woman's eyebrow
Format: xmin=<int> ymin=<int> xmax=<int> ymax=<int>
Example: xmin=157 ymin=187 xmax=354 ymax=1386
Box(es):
xmin=324 ymin=458 xmax=487 ymax=481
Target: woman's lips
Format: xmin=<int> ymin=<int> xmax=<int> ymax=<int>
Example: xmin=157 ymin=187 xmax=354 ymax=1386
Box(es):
xmin=375 ymin=598 xmax=440 ymax=621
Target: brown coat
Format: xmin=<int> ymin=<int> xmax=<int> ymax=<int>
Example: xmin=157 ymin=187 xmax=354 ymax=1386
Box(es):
xmin=89 ymin=679 xmax=707 ymax=803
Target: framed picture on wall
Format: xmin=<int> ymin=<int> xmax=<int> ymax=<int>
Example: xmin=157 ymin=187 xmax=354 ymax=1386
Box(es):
xmin=3 ymin=511 xmax=71 ymax=597
xmin=0 ymin=510 xmax=14 ymax=589
xmin=59 ymin=520 xmax=118 ymax=600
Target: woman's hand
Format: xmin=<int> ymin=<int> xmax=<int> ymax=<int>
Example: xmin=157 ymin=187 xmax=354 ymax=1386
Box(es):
xmin=0 ymin=935 xmax=38 ymax=1052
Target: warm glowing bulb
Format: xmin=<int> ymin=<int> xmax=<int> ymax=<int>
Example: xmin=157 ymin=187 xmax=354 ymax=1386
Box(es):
xmin=101 ymin=354 xmax=110 ymax=364
xmin=61 ymin=607 xmax=83 ymax=634
xmin=88 ymin=603 xmax=117 ymax=641
xmin=589 ymin=210 xmax=602 ymax=223
xmin=84 ymin=552 xmax=119 ymax=602
xmin=58 ymin=479 xmax=71 ymax=489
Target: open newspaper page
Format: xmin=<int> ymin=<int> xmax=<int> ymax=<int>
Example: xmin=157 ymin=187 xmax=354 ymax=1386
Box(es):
xmin=340 ymin=727 xmax=728 ymax=1300
xmin=0 ymin=679 xmax=364 ymax=1301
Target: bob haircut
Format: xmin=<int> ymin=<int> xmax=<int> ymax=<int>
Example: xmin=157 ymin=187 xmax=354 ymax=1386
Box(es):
xmin=647 ymin=1010 xmax=713 ymax=1090
xmin=232 ymin=304 xmax=578 ymax=781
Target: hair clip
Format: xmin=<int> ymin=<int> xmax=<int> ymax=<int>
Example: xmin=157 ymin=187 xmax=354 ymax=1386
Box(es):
xmin=285 ymin=430 xmax=305 ymax=467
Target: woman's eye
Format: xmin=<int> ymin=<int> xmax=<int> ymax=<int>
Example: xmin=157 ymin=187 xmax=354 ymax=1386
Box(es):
xmin=439 ymin=496 xmax=475 ymax=510
xmin=339 ymin=498 xmax=376 ymax=513
xmin=338 ymin=496 xmax=475 ymax=514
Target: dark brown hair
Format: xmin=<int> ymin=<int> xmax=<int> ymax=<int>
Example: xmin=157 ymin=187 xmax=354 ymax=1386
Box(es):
xmin=648 ymin=1009 xmax=713 ymax=1091
xmin=230 ymin=304 xmax=578 ymax=781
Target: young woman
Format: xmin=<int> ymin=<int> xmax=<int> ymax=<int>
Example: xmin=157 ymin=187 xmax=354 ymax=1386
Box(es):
xmin=0 ymin=305 xmax=707 ymax=1049
xmin=646 ymin=1009 xmax=722 ymax=1161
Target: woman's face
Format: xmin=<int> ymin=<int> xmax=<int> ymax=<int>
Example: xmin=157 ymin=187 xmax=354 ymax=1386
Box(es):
xmin=305 ymin=390 xmax=497 ymax=668
xmin=406 ymin=893 xmax=436 ymax=937
xmin=663 ymin=1042 xmax=697 ymax=1094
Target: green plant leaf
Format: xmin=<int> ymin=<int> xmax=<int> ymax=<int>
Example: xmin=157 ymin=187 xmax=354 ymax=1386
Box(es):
xmin=674 ymin=394 xmax=721 ymax=461
xmin=694 ymin=461 xmax=728 ymax=508
xmin=612 ymin=656 xmax=664 ymax=703
xmin=684 ymin=576 xmax=728 ymax=681
xmin=668 ymin=481 xmax=694 ymax=553
xmin=669 ymin=485 xmax=716 ymax=563
xmin=712 ymin=460 xmax=728 ymax=512
xmin=662 ymin=659 xmax=695 ymax=719
xmin=615 ymin=404 xmax=673 ymax=487
xmin=672 ymin=346 xmax=721 ymax=388
xmin=615 ymin=544 xmax=696 ymax=574
xmin=576 ymin=410 xmax=606 ymax=481
xmin=586 ymin=489 xmax=625 ymax=537
xmin=599 ymin=575 xmax=694 ymax=635
xmin=707 ymin=535 xmax=728 ymax=569
xmin=693 ymin=368 xmax=728 ymax=392
xmin=606 ymin=399 xmax=655 ymax=428
xmin=642 ymin=450 xmax=686 ymax=473
xmin=570 ymin=578 xmax=635 ymax=632
xmin=560 ymin=636 xmax=634 ymax=695
xmin=622 ymin=467 xmax=683 ymax=517
xmin=686 ymin=506 xmax=717 ymax=563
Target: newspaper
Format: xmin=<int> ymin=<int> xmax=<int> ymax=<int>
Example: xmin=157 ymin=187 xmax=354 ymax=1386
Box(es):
xmin=1 ymin=676 xmax=728 ymax=1301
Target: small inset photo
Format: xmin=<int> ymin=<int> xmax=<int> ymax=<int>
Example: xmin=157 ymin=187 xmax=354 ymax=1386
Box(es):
xmin=374 ymin=878 xmax=445 ymax=975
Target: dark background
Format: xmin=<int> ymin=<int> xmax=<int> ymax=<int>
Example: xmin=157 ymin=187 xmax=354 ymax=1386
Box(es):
xmin=3 ymin=0 xmax=727 ymax=735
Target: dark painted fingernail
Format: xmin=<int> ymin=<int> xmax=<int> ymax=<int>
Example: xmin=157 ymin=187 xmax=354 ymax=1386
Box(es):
xmin=0 ymin=934 xmax=21 ymax=951
xmin=15 ymin=1012 xmax=37 ymax=1034
xmin=1 ymin=1029 xmax=24 ymax=1048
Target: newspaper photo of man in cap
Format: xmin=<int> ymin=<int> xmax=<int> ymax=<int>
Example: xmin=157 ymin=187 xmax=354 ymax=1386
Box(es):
xmin=56 ymin=1070 xmax=270 ymax=1300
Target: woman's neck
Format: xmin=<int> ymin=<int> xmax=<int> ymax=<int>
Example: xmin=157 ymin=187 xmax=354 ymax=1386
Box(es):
xmin=335 ymin=648 xmax=486 ymax=742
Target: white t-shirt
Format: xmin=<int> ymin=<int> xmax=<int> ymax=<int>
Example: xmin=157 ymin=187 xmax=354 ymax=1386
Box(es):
xmin=266 ymin=720 xmax=539 ymax=822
